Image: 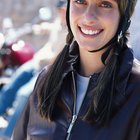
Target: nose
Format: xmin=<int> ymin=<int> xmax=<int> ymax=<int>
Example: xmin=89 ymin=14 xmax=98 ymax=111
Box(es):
xmin=84 ymin=4 xmax=98 ymax=23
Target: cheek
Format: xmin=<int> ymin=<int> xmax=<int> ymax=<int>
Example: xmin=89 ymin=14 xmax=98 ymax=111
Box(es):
xmin=69 ymin=3 xmax=83 ymax=24
xmin=112 ymin=15 xmax=120 ymax=33
xmin=104 ymin=12 xmax=120 ymax=33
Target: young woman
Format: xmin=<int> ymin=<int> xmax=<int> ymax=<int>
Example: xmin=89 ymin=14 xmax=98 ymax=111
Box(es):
xmin=12 ymin=0 xmax=140 ymax=140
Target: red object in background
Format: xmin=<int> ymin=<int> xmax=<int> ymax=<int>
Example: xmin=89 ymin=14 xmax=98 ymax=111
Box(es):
xmin=0 ymin=40 xmax=35 ymax=69
xmin=9 ymin=40 xmax=35 ymax=65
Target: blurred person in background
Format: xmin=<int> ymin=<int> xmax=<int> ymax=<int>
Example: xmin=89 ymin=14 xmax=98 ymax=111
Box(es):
xmin=0 ymin=0 xmax=67 ymax=137
xmin=12 ymin=0 xmax=140 ymax=140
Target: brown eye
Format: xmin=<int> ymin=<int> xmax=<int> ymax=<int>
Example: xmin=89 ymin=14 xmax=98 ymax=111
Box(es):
xmin=99 ymin=1 xmax=113 ymax=8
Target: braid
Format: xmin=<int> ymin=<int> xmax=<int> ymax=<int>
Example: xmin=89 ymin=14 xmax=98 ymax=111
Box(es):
xmin=66 ymin=31 xmax=74 ymax=44
xmin=84 ymin=46 xmax=120 ymax=125
xmin=38 ymin=32 xmax=73 ymax=120
xmin=83 ymin=3 xmax=131 ymax=124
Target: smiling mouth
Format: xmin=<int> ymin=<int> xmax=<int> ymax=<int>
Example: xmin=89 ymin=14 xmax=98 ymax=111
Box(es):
xmin=79 ymin=27 xmax=103 ymax=36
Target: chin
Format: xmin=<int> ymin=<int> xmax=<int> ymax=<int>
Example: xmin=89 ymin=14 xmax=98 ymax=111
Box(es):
xmin=79 ymin=43 xmax=101 ymax=51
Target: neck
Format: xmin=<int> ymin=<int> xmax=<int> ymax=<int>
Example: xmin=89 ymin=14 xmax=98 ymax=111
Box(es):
xmin=78 ymin=48 xmax=112 ymax=77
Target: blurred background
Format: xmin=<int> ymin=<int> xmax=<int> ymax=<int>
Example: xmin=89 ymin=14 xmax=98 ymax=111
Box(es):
xmin=0 ymin=0 xmax=67 ymax=139
xmin=130 ymin=0 xmax=140 ymax=60
xmin=0 ymin=0 xmax=57 ymax=51
xmin=0 ymin=0 xmax=139 ymax=139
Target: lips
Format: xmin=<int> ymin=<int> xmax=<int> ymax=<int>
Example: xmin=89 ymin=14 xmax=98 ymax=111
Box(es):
xmin=79 ymin=26 xmax=103 ymax=36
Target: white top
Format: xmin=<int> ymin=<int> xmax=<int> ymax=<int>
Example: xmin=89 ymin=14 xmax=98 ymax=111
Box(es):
xmin=76 ymin=73 xmax=90 ymax=114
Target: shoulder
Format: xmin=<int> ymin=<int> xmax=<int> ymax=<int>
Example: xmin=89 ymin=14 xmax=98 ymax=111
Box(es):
xmin=35 ymin=65 xmax=51 ymax=87
xmin=126 ymin=59 xmax=140 ymax=110
xmin=33 ymin=65 xmax=51 ymax=92
xmin=29 ymin=65 xmax=51 ymax=100
xmin=125 ymin=58 xmax=140 ymax=104
xmin=38 ymin=65 xmax=51 ymax=79
xmin=26 ymin=65 xmax=51 ymax=111
xmin=126 ymin=59 xmax=140 ymax=123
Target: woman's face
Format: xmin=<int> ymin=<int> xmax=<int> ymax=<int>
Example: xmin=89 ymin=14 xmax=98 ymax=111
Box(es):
xmin=69 ymin=0 xmax=120 ymax=52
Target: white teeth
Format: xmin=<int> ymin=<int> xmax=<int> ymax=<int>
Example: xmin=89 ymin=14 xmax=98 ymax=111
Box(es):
xmin=81 ymin=28 xmax=99 ymax=35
